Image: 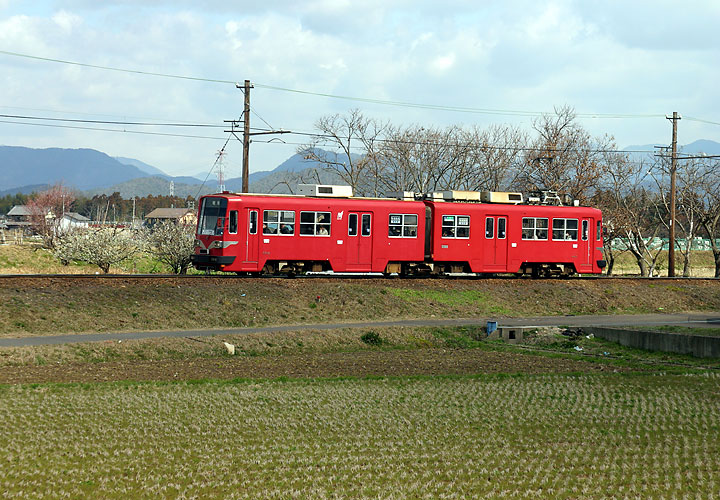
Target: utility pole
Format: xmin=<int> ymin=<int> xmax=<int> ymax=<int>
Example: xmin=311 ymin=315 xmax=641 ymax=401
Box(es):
xmin=224 ymin=80 xmax=290 ymax=193
xmin=666 ymin=111 xmax=681 ymax=277
xmin=241 ymin=79 xmax=252 ymax=193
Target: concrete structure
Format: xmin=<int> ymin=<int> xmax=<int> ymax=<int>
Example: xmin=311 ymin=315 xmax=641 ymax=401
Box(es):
xmin=587 ymin=326 xmax=720 ymax=359
xmin=487 ymin=325 xmax=529 ymax=344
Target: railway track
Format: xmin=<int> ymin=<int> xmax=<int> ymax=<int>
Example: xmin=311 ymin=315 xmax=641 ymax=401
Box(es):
xmin=0 ymin=273 xmax=717 ymax=281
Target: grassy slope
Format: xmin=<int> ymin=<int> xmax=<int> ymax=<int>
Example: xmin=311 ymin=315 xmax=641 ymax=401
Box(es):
xmin=1 ymin=277 xmax=719 ymax=337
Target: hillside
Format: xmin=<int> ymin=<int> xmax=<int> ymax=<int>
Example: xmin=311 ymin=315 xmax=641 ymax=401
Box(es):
xmin=0 ymin=146 xmax=148 ymax=191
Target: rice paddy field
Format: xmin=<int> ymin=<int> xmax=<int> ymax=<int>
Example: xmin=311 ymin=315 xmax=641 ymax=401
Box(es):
xmin=2 ymin=373 xmax=719 ymax=499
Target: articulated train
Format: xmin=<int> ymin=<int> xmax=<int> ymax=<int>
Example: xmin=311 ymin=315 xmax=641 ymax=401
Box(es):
xmin=191 ymin=185 xmax=606 ymax=277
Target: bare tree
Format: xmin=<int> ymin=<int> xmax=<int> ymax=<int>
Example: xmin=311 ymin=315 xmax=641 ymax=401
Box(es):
xmin=698 ymin=159 xmax=720 ymax=277
xmin=144 ymin=221 xmax=195 ymax=274
xmin=461 ymin=124 xmax=526 ymax=192
xmin=376 ymin=124 xmax=473 ymax=194
xmin=520 ymin=106 xmax=613 ymax=203
xmin=652 ymin=157 xmax=708 ymax=276
xmin=27 ymin=183 xmax=75 ymax=249
xmin=268 ymin=168 xmax=325 ymax=194
xmin=595 ymin=156 xmax=665 ymax=276
xmin=299 ymin=109 xmax=389 ymax=196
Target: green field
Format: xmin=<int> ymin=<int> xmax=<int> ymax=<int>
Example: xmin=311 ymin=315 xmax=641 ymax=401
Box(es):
xmin=2 ymin=374 xmax=719 ymax=499
xmin=2 ymin=244 xmax=720 ymax=498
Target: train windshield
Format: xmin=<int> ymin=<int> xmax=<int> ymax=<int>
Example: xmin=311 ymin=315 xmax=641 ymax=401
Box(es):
xmin=198 ymin=197 xmax=228 ymax=236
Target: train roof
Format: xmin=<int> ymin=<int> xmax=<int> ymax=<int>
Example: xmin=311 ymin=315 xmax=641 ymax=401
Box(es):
xmin=200 ymin=186 xmax=598 ymax=210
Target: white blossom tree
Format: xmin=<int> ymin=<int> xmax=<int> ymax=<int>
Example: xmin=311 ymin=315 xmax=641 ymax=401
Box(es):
xmin=143 ymin=220 xmax=196 ymax=274
xmin=54 ymin=227 xmax=142 ymax=273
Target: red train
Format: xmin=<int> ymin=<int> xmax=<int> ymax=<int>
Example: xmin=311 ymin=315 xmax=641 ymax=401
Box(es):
xmin=191 ymin=185 xmax=606 ymax=277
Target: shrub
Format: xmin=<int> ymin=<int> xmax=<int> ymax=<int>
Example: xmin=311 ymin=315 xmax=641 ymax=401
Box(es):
xmin=360 ymin=331 xmax=383 ymax=346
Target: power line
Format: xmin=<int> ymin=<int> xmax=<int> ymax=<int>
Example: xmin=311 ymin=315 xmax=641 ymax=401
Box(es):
xmin=0 ymin=48 xmax=694 ymax=121
xmin=0 ymin=118 xmax=227 ymax=140
xmin=0 ymin=113 xmax=673 ymax=156
xmin=0 ymin=113 xmax=225 ymax=128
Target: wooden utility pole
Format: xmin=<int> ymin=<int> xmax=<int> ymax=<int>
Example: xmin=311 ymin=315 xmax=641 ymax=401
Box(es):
xmin=666 ymin=111 xmax=681 ymax=277
xmin=225 ymin=81 xmax=290 ymax=193
xmin=242 ymin=79 xmax=252 ymax=194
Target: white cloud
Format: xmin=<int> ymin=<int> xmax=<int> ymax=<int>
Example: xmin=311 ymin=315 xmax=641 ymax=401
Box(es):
xmin=0 ymin=1 xmax=719 ymax=177
xmin=51 ymin=9 xmax=80 ymax=33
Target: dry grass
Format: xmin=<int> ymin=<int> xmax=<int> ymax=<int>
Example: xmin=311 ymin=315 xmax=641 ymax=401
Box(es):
xmin=1 ymin=374 xmax=719 ymax=498
xmin=0 ymin=326 xmax=444 ymax=367
xmin=1 ymin=276 xmax=719 ymax=338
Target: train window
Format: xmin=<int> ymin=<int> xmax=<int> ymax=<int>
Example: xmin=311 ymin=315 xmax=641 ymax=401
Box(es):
xmin=596 ymin=220 xmax=602 ymax=241
xmin=403 ymin=215 xmax=417 ymax=237
xmin=362 ymin=214 xmax=371 ymax=236
xmin=263 ymin=210 xmax=295 ymax=235
xmin=249 ymin=211 xmax=257 ymax=234
xmin=349 ymin=214 xmax=358 ymax=236
xmin=582 ymin=220 xmax=589 ymax=241
xmin=198 ymin=197 xmax=228 ymax=236
xmin=442 ymin=215 xmax=470 ymax=238
xmin=229 ymin=211 xmax=238 ymax=234
xmin=498 ymin=218 xmax=506 ymax=239
xmin=299 ymin=211 xmax=331 ymax=236
xmin=485 ymin=217 xmax=494 ymax=239
xmin=552 ymin=218 xmax=578 ymax=241
xmin=522 ymin=218 xmax=548 ymax=240
xmin=389 ymin=214 xmax=418 ymax=238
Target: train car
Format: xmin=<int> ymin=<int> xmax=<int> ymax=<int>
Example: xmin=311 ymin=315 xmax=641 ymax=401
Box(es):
xmin=191 ymin=185 xmax=606 ymax=277
xmin=426 ymin=192 xmax=605 ymax=277
xmin=191 ymin=186 xmax=426 ymax=275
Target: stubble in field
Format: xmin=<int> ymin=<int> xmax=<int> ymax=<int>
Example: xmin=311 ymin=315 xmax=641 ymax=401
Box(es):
xmin=1 ymin=374 xmax=719 ymax=499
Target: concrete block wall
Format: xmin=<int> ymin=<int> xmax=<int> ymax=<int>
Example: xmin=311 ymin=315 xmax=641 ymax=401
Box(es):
xmin=586 ymin=326 xmax=720 ymax=359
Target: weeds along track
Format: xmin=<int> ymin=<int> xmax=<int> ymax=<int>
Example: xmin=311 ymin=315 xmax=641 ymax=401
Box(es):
xmin=0 ymin=273 xmax=717 ymax=283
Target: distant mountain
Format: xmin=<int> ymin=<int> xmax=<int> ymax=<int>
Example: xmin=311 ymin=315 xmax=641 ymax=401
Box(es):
xmin=683 ymin=139 xmax=720 ymax=156
xmin=624 ymin=139 xmax=720 ymax=158
xmin=0 ymin=146 xmax=148 ymax=192
xmin=0 ymin=183 xmax=51 ymax=197
xmin=115 ymin=156 xmax=168 ymax=177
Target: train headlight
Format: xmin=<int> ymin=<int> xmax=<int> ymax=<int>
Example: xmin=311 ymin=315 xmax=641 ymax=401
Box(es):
xmin=194 ymin=239 xmax=203 ymax=249
xmin=209 ymin=240 xmax=223 ymax=249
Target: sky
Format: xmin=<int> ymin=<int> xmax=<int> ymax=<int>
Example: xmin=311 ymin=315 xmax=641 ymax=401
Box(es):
xmin=1 ymin=0 xmax=719 ymax=179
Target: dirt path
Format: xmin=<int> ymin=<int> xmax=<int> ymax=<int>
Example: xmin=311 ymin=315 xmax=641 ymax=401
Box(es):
xmin=2 ymin=312 xmax=718 ymax=347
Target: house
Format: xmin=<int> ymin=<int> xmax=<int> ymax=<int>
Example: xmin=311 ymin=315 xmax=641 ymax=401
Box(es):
xmin=144 ymin=207 xmax=197 ymax=228
xmin=5 ymin=205 xmax=33 ymax=231
xmin=58 ymin=212 xmax=91 ymax=231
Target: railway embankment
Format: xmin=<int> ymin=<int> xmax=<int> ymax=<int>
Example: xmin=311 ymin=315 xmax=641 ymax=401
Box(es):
xmin=1 ymin=275 xmax=719 ymax=338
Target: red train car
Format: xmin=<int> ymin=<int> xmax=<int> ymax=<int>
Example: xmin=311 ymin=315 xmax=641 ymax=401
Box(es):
xmin=426 ymin=200 xmax=605 ymax=276
xmin=191 ymin=189 xmax=426 ymax=274
xmin=191 ymin=186 xmax=606 ymax=277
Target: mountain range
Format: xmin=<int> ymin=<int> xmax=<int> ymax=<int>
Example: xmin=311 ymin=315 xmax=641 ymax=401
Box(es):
xmin=1 ymin=140 xmax=718 ymax=199
xmin=0 ymin=145 xmax=332 ymax=198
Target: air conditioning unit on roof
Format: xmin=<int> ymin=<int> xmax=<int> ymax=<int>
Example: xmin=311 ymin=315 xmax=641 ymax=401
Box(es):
xmin=440 ymin=190 xmax=482 ymax=202
xmin=480 ymin=191 xmax=524 ymax=204
xmin=387 ymin=191 xmax=416 ymax=201
xmin=298 ymin=184 xmax=353 ymax=198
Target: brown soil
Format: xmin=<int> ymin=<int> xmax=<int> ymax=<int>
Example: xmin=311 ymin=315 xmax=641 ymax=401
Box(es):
xmin=0 ymin=347 xmax=619 ymax=384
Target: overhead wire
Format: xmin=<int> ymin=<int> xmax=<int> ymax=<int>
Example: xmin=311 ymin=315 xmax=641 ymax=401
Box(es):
xmin=0 ymin=49 xmax=692 ymax=121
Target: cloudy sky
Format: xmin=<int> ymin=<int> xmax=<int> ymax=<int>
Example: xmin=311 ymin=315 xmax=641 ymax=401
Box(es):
xmin=1 ymin=0 xmax=719 ymax=178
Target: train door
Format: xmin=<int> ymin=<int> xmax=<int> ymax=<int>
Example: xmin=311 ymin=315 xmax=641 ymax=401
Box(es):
xmin=484 ymin=215 xmax=508 ymax=270
xmin=579 ymin=218 xmax=591 ymax=269
xmin=347 ymin=212 xmax=372 ymax=270
xmin=245 ymin=209 xmax=259 ymax=263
